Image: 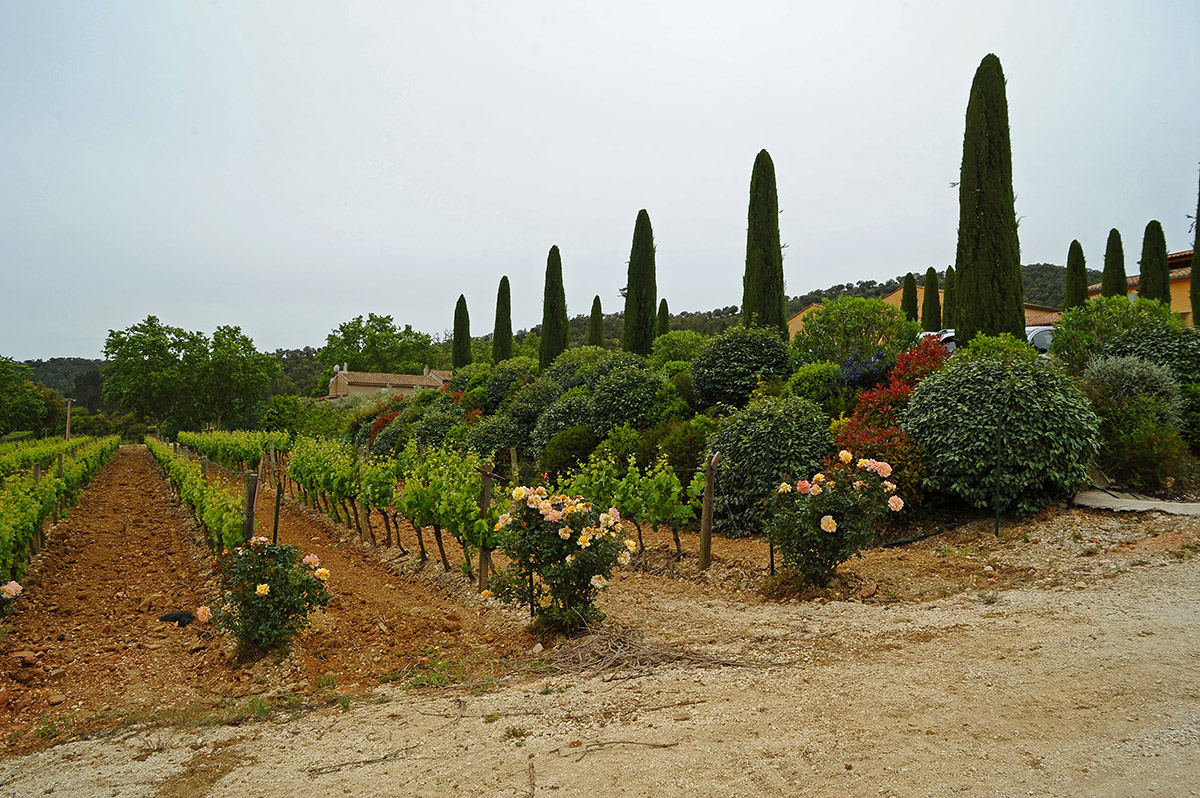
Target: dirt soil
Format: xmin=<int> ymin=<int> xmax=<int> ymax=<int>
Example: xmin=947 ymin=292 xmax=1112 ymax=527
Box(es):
xmin=2 ymin=445 xmax=1199 ymax=796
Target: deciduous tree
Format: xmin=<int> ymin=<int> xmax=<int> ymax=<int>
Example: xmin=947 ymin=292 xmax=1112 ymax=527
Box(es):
xmin=102 ymin=316 xmax=209 ymax=431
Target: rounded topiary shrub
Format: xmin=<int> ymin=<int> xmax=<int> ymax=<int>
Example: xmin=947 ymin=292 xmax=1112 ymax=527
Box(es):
xmin=449 ymin=361 xmax=493 ymax=393
xmin=503 ymin=375 xmax=562 ymax=431
xmin=1082 ymin=355 xmax=1184 ymax=430
xmin=546 ymin=346 xmax=615 ymax=388
xmin=531 ymin=393 xmax=597 ymax=455
xmin=411 ymin=404 xmax=465 ymax=449
xmin=708 ymin=396 xmax=833 ymax=537
xmin=464 ymin=414 xmax=523 ymax=461
xmin=371 ymin=418 xmax=406 ymax=457
xmin=592 ymin=366 xmax=666 ymax=434
xmin=648 ymin=330 xmax=708 ymax=371
xmin=1048 ymin=296 xmax=1179 ymax=375
xmin=902 ymin=358 xmax=1100 ymax=517
xmin=692 ymin=326 xmax=791 ymax=409
xmin=485 ymin=356 xmax=539 ymax=412
xmin=540 ymin=425 xmax=599 ymax=473
xmin=1102 ymin=325 xmax=1200 ymax=388
xmin=584 ymin=351 xmax=647 ymax=389
xmin=784 ymin=360 xmax=846 ymax=417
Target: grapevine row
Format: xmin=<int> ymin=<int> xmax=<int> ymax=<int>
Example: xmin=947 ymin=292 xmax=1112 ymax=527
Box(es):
xmin=0 ymin=435 xmax=97 ymax=479
xmin=177 ymin=430 xmax=291 ymax=472
xmin=0 ymin=435 xmax=119 ymax=580
xmin=146 ymin=436 xmax=244 ymax=552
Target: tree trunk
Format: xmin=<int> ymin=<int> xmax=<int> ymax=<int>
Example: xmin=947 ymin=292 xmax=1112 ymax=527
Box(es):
xmin=431 ymin=524 xmax=451 ymax=571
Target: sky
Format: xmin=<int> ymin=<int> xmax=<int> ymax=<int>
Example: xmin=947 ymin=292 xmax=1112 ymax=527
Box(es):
xmin=2 ymin=0 xmax=1198 ymax=360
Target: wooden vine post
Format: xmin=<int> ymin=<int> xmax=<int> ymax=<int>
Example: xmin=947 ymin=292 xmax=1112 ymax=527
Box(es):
xmin=243 ymin=471 xmax=258 ymax=542
xmin=269 ymin=443 xmax=283 ymax=545
xmin=477 ymin=461 xmax=495 ymax=592
xmin=31 ymin=463 xmax=43 ymax=554
xmin=699 ymin=451 xmax=721 ymax=571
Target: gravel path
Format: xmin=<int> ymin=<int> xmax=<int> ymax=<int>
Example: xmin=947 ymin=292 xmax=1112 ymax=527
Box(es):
xmin=4 ymin=550 xmax=1197 ymax=797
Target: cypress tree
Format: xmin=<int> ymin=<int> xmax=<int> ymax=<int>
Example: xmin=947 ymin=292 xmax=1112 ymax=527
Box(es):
xmin=657 ymin=299 xmax=670 ymax=337
xmin=492 ymin=276 xmax=512 ymax=363
xmin=539 ymin=245 xmax=569 ymax=369
xmin=742 ymin=149 xmax=787 ymax=336
xmin=1192 ymin=171 xmax=1200 ymax=321
xmin=1139 ymin=220 xmax=1170 ymax=307
xmin=1063 ymin=240 xmax=1088 ymax=310
xmin=452 ymin=294 xmax=472 ymax=368
xmin=1100 ymin=228 xmax=1127 ymax=298
xmin=921 ymin=267 xmax=941 ymax=331
xmin=901 ymin=273 xmax=919 ymax=322
xmin=953 ymin=54 xmax=1025 ymax=345
xmin=623 ymin=209 xmax=657 ymax=355
xmin=588 ymin=295 xmax=604 ymax=347
xmin=942 ymin=266 xmax=956 ymax=329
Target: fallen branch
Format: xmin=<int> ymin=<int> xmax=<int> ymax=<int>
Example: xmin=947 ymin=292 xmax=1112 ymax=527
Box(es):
xmin=553 ymin=739 xmax=679 ymax=762
xmin=306 ymin=745 xmax=421 ymax=777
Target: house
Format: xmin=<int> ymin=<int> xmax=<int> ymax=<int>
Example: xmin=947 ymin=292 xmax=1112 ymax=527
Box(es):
xmin=1086 ymin=249 xmax=1194 ymax=327
xmin=326 ymin=365 xmax=448 ymax=399
xmin=787 ymin=285 xmax=1061 ymax=339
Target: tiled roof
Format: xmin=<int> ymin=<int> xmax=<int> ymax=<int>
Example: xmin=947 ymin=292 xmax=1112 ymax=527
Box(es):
xmin=340 ymin=371 xmax=442 ymax=388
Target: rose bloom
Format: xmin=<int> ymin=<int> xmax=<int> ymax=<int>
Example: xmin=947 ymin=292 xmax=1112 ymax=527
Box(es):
xmin=195 ymin=605 xmax=213 ymax=624
xmin=538 ymin=594 xmax=552 ymax=608
xmin=559 ymin=527 xmax=572 ymax=539
xmin=839 ymin=450 xmax=853 ymax=464
xmin=874 ymin=461 xmax=894 ymax=478
xmin=608 ymin=508 xmax=621 ymax=522
xmin=624 ymin=539 xmax=637 ymax=551
xmin=315 ymin=568 xmax=330 ymax=581
xmin=809 ymin=483 xmax=823 ymax=496
xmin=302 ymin=553 xmax=320 ymax=568
xmin=888 ymin=495 xmax=905 ymax=512
xmin=480 ymin=589 xmax=491 ymax=599
xmin=256 ymin=583 xmax=270 ymax=596
xmin=1 ymin=581 xmax=22 ymax=599
xmin=882 ymin=481 xmax=897 ymax=493
xmin=796 ymin=480 xmax=811 ymax=494
xmin=512 ymin=486 xmax=526 ymax=501
xmin=618 ymin=550 xmax=632 ymax=566
xmin=812 ymin=473 xmax=826 ymax=484
xmin=820 ymin=515 xmax=837 ymax=533
xmin=777 ymin=481 xmax=792 ymax=493
xmin=590 ymin=574 xmax=607 ymax=589
xmin=565 ymin=554 xmax=576 ymax=565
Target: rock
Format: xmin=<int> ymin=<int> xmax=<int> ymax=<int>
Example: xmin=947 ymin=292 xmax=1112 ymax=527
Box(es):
xmin=12 ymin=651 xmax=39 ymax=665
xmin=531 ymin=643 xmax=544 ymax=654
xmin=858 ymin=583 xmax=878 ymax=599
xmin=47 ymin=693 xmax=66 ymax=706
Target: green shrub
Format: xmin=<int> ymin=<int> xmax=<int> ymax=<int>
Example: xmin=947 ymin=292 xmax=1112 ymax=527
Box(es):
xmin=540 ymin=426 xmax=599 ymax=472
xmin=370 ymin=418 xmax=406 ymax=457
xmin=647 ymin=382 xmax=690 ymax=425
xmin=664 ymin=362 xmax=697 ymax=409
xmin=449 ymin=362 xmax=493 ymax=393
xmin=1102 ymin=325 xmax=1200 ymax=387
xmin=648 ymin=330 xmax=708 ymax=370
xmin=531 ymin=393 xmax=597 ymax=454
xmin=1182 ymin=383 xmax=1200 ymax=452
xmin=210 ymin=539 xmax=331 ymax=652
xmin=1049 ymin=296 xmax=1179 ymax=375
xmin=504 ymin=375 xmax=562 ymax=431
xmin=411 ymin=404 xmax=465 ymax=449
xmin=692 ymin=326 xmax=791 ymax=409
xmin=1090 ymin=397 xmax=1194 ymax=493
xmin=784 ymin=361 xmax=851 ymax=417
xmin=792 ymin=296 xmax=919 ymax=366
xmin=459 ymin=386 xmax=488 ymax=414
xmin=485 ymin=356 xmax=539 ymax=412
xmin=545 ymin=346 xmax=616 ymax=388
xmin=768 ymin=452 xmax=906 ymax=586
xmin=1082 ymin=356 xmax=1184 ymax=430
xmin=708 ymin=397 xmax=833 ymax=537
xmin=594 ymin=423 xmax=650 ymax=469
xmin=658 ymin=415 xmax=719 ymax=473
xmin=260 ymin=394 xmax=302 ymax=436
xmin=902 ymin=358 xmax=1099 ymax=516
xmin=401 ymin=389 xmax=443 ymax=424
xmin=956 ymin=332 xmax=1039 ymax=365
xmin=584 ymin=351 xmax=646 ymax=388
xmin=592 ymin=367 xmax=666 ymax=434
xmin=464 ymin=415 xmax=523 ymax=461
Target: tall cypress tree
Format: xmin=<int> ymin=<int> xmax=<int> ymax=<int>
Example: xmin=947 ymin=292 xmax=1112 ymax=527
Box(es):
xmin=953 ymin=54 xmax=1024 ymax=344
xmin=623 ymin=209 xmax=657 ymax=355
xmin=1192 ymin=171 xmax=1200 ymax=321
xmin=588 ymin=295 xmax=604 ymax=347
xmin=742 ymin=149 xmax=787 ymax=336
xmin=921 ymin=268 xmax=941 ymax=331
xmin=942 ymin=265 xmax=956 ymax=329
xmin=1139 ymin=220 xmax=1170 ymax=307
xmin=539 ymin=246 xmax=569 ymax=368
xmin=452 ymin=294 xmax=472 ymax=368
xmin=1063 ymin=240 xmax=1088 ymax=310
xmin=656 ymin=299 xmax=670 ymax=337
xmin=901 ymin=273 xmax=919 ymax=322
xmin=1101 ymin=228 xmax=1127 ymax=298
xmin=492 ymin=276 xmax=512 ymax=363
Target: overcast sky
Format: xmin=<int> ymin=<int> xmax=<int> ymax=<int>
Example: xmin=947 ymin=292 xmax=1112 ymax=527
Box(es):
xmin=2 ymin=0 xmax=1198 ymax=360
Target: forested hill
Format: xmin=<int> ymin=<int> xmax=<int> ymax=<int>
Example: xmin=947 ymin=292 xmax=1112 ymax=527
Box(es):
xmin=23 ymin=358 xmax=105 ymax=394
xmin=785 ymin=262 xmax=1103 ymax=317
